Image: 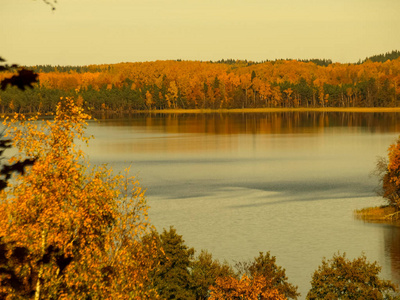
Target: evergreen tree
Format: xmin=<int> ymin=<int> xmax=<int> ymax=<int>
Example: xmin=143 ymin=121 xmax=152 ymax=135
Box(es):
xmin=149 ymin=227 xmax=196 ymax=299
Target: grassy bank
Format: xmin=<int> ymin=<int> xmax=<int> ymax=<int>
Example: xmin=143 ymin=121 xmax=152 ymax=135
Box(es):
xmin=144 ymin=107 xmax=400 ymax=114
xmin=355 ymin=205 xmax=400 ymax=225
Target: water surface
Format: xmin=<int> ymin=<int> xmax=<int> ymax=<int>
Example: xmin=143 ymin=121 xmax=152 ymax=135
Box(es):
xmin=86 ymin=112 xmax=400 ymax=298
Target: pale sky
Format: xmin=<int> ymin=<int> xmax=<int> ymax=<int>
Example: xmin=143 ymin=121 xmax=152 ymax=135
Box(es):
xmin=2 ymin=0 xmax=400 ymax=66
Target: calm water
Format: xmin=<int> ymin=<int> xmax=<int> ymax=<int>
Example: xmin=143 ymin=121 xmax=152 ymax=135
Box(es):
xmin=85 ymin=112 xmax=400 ymax=298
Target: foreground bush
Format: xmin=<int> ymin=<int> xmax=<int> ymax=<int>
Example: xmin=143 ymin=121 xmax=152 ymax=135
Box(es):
xmin=307 ymin=252 xmax=398 ymax=300
xmin=235 ymin=252 xmax=299 ymax=299
xmin=209 ymin=274 xmax=286 ymax=300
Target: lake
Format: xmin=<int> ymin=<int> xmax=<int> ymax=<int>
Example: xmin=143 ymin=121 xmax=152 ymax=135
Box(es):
xmin=85 ymin=111 xmax=400 ymax=298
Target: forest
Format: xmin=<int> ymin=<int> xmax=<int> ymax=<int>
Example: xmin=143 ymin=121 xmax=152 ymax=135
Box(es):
xmin=0 ymin=50 xmax=400 ymax=114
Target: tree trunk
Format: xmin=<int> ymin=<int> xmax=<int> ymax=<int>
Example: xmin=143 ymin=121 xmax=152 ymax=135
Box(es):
xmin=35 ymin=230 xmax=47 ymax=300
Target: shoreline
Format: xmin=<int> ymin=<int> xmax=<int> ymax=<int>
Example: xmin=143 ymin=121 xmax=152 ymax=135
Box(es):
xmin=354 ymin=205 xmax=400 ymax=226
xmin=4 ymin=107 xmax=400 ymax=119
xmin=141 ymin=107 xmax=400 ymax=114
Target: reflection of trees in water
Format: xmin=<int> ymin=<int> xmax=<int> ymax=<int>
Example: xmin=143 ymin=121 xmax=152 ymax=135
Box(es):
xmin=384 ymin=226 xmax=400 ymax=284
xmin=95 ymin=112 xmax=400 ymax=135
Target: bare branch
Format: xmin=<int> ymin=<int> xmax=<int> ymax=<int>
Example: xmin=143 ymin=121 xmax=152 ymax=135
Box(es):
xmin=42 ymin=0 xmax=57 ymax=11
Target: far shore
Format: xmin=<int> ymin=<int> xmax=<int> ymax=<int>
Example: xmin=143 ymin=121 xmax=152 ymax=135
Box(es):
xmin=4 ymin=107 xmax=400 ymax=118
xmin=142 ymin=107 xmax=400 ymax=114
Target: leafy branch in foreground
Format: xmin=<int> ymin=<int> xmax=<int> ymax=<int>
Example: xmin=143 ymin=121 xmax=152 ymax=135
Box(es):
xmin=0 ymin=57 xmax=38 ymax=91
xmin=0 ymin=56 xmax=37 ymax=191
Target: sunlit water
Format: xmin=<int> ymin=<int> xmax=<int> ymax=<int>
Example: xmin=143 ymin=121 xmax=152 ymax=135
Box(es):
xmin=84 ymin=112 xmax=400 ymax=298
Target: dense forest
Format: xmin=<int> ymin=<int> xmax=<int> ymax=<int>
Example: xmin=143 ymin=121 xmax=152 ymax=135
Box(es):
xmin=0 ymin=51 xmax=400 ymax=114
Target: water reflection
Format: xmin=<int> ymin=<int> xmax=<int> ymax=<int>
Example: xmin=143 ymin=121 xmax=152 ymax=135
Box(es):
xmin=89 ymin=112 xmax=400 ymax=157
xmin=94 ymin=111 xmax=400 ymax=134
xmin=384 ymin=226 xmax=400 ymax=284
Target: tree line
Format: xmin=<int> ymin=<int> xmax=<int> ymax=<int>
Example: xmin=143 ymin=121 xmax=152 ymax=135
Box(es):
xmin=361 ymin=50 xmax=400 ymax=64
xmin=0 ymin=54 xmax=400 ymax=114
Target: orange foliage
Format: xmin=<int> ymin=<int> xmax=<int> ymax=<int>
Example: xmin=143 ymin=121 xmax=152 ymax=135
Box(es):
xmin=209 ymin=274 xmax=286 ymax=300
xmin=0 ymin=97 xmax=158 ymax=298
xmin=388 ymin=140 xmax=400 ymax=187
xmin=381 ymin=138 xmax=400 ymax=207
xmin=14 ymin=58 xmax=400 ymax=111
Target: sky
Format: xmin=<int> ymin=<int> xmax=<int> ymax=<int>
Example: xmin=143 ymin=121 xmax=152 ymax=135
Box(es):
xmin=1 ymin=0 xmax=400 ymax=66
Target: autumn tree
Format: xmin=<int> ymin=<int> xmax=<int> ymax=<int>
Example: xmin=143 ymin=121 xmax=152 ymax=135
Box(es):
xmin=307 ymin=252 xmax=398 ymax=300
xmin=166 ymin=81 xmax=179 ymax=109
xmin=209 ymin=274 xmax=285 ymax=300
xmin=375 ymin=137 xmax=400 ymax=209
xmin=208 ymin=251 xmax=296 ymax=300
xmin=0 ymin=97 xmax=157 ymax=299
xmin=235 ymin=251 xmax=299 ymax=299
xmin=145 ymin=90 xmax=154 ymax=109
